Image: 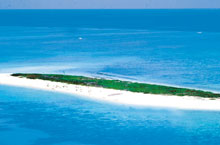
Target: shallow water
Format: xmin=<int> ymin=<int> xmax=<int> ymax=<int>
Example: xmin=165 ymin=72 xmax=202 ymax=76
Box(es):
xmin=1 ymin=10 xmax=220 ymax=145
xmin=0 ymin=10 xmax=220 ymax=91
xmin=1 ymin=85 xmax=220 ymax=145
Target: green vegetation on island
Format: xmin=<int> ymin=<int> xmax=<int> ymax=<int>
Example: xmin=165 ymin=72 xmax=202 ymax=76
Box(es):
xmin=12 ymin=73 xmax=220 ymax=98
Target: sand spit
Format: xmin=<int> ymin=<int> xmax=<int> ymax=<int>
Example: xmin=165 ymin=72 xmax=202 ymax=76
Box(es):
xmin=1 ymin=73 xmax=220 ymax=111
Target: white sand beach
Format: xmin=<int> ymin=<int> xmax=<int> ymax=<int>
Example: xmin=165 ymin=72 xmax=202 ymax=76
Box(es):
xmin=1 ymin=73 xmax=220 ymax=111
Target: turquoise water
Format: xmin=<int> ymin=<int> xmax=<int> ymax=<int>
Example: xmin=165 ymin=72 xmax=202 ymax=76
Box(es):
xmin=1 ymin=85 xmax=220 ymax=145
xmin=1 ymin=9 xmax=220 ymax=145
xmin=0 ymin=9 xmax=220 ymax=91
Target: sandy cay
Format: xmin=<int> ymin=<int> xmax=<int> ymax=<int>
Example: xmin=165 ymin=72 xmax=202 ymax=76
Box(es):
xmin=1 ymin=73 xmax=220 ymax=111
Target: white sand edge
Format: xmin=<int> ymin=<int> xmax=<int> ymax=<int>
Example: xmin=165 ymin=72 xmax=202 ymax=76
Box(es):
xmin=0 ymin=73 xmax=220 ymax=111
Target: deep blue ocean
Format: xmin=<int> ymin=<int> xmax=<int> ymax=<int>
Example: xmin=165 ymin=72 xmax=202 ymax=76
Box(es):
xmin=1 ymin=9 xmax=220 ymax=145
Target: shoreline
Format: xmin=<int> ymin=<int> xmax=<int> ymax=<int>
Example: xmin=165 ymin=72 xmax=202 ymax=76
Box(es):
xmin=1 ymin=73 xmax=220 ymax=111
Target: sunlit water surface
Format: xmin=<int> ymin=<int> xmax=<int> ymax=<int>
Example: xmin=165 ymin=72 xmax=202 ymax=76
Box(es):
xmin=1 ymin=10 xmax=220 ymax=145
xmin=0 ymin=10 xmax=220 ymax=91
xmin=1 ymin=85 xmax=220 ymax=145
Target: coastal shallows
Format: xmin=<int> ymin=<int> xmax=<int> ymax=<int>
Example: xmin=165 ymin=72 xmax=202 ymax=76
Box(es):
xmin=12 ymin=73 xmax=220 ymax=98
xmin=1 ymin=73 xmax=220 ymax=110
